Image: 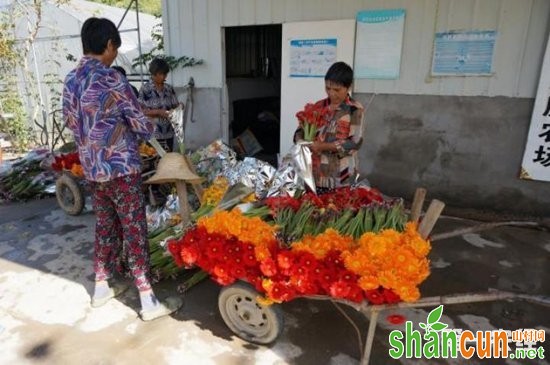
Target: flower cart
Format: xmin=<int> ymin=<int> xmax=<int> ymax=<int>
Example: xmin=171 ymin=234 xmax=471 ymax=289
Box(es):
xmin=212 ymin=190 xmax=444 ymax=346
xmin=52 ymin=152 xmax=86 ymax=215
xmin=53 ymin=146 xmax=159 ymax=216
xmin=165 ymin=185 xmax=434 ymax=346
xmin=168 ymin=187 xmax=550 ymax=365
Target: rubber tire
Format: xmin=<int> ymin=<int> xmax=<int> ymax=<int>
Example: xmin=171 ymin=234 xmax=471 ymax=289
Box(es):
xmin=218 ymin=281 xmax=284 ymax=345
xmin=56 ymin=174 xmax=84 ymax=216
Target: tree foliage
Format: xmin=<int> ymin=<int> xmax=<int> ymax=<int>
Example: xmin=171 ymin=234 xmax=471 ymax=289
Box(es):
xmin=87 ymin=0 xmax=203 ymax=71
xmin=0 ymin=7 xmax=30 ymax=150
xmin=86 ymin=0 xmax=162 ymax=16
xmin=131 ymin=22 xmax=203 ymax=71
xmin=0 ymin=0 xmax=70 ymax=151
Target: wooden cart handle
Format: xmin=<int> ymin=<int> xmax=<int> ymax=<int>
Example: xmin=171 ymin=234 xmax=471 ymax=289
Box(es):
xmin=410 ymin=188 xmax=426 ymax=224
xmin=185 ymin=155 xmax=204 ymax=204
xmin=418 ymin=199 xmax=445 ymax=239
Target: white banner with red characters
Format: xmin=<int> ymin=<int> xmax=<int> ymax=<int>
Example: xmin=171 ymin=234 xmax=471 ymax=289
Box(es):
xmin=521 ymin=31 xmax=550 ymax=181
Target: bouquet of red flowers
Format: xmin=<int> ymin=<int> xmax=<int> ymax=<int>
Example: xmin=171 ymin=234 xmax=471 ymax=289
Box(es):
xmin=51 ymin=152 xmax=80 ymax=172
xmin=295 ymin=103 xmax=331 ymax=141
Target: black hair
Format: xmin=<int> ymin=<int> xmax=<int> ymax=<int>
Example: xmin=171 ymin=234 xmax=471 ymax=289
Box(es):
xmin=324 ymin=62 xmax=354 ymax=88
xmin=81 ymin=17 xmax=121 ymax=55
xmin=149 ymin=57 xmax=170 ymax=75
xmin=112 ymin=65 xmax=127 ymax=77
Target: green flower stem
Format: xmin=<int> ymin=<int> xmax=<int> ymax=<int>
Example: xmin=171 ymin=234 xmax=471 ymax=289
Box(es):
xmin=303 ymin=124 xmax=318 ymax=141
xmin=182 ymin=270 xmax=209 ymax=291
xmin=363 ymin=207 xmax=373 ymax=232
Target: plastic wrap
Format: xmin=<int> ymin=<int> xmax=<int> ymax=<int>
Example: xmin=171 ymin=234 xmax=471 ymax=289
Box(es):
xmin=146 ymin=194 xmax=181 ymax=232
xmin=266 ymin=158 xmax=303 ymax=198
xmin=224 ymin=157 xmax=276 ymax=199
xmin=288 ymin=141 xmax=315 ymax=194
xmin=191 ymin=140 xmax=237 ymax=183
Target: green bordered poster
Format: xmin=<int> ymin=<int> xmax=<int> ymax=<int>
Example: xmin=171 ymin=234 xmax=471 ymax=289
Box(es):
xmin=354 ymin=9 xmax=405 ymax=79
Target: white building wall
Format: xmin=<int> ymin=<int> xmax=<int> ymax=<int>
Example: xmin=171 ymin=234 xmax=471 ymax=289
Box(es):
xmin=163 ymin=0 xmax=550 ymax=97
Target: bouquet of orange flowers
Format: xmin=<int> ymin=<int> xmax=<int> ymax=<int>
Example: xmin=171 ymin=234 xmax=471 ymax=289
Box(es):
xmin=295 ymin=103 xmax=331 ymax=141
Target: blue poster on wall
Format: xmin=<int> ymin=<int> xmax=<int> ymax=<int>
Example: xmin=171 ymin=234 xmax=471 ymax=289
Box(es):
xmin=354 ymin=9 xmax=406 ymax=79
xmin=289 ymin=38 xmax=337 ymax=78
xmin=432 ymin=30 xmax=497 ymax=76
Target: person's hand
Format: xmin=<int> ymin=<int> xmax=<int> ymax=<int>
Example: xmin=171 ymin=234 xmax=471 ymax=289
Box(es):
xmin=308 ymin=142 xmax=322 ymax=155
xmin=157 ymin=109 xmax=170 ymax=118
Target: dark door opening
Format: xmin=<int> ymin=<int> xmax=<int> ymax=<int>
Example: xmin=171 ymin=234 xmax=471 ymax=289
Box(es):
xmin=224 ymin=24 xmax=282 ymax=167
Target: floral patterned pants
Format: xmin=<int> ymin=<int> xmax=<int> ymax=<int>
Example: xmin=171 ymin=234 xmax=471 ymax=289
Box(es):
xmin=91 ymin=174 xmax=152 ymax=291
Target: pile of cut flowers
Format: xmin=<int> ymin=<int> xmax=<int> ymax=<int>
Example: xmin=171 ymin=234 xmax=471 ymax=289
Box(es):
xmin=0 ymin=148 xmax=57 ymax=201
xmin=51 ymin=151 xmax=84 ymax=178
xmin=167 ymin=185 xmax=432 ymax=305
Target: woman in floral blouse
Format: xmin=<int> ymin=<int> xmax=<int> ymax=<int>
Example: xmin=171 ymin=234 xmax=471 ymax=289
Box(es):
xmin=138 ymin=57 xmax=180 ymax=151
xmin=294 ymin=62 xmax=365 ymax=191
xmin=63 ymin=17 xmax=181 ymax=321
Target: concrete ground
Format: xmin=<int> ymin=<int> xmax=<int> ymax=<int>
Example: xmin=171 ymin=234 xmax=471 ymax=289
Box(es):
xmin=0 ymin=197 xmax=549 ymax=365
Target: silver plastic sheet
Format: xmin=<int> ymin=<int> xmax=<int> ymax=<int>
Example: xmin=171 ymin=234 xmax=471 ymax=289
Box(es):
xmin=351 ymin=177 xmax=371 ymax=188
xmin=266 ymin=158 xmax=303 ymax=197
xmin=288 ymin=141 xmax=316 ymax=194
xmin=217 ymin=183 xmax=255 ymax=211
xmin=44 ymin=184 xmax=56 ymax=194
xmin=191 ymin=140 xmax=237 ymax=183
xmin=190 ymin=139 xmax=311 ymax=199
xmin=224 ymin=157 xmax=276 ymax=199
xmin=168 ymin=105 xmax=185 ymax=152
xmin=146 ymin=194 xmax=180 ymax=232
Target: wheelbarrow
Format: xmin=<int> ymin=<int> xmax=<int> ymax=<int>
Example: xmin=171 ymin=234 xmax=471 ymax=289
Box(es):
xmin=215 ymin=189 xmax=550 ymax=364
xmin=55 ymin=171 xmax=87 ymax=215
xmin=55 ymin=154 xmax=159 ymax=216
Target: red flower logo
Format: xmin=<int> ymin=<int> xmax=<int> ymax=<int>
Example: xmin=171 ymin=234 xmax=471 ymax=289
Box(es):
xmin=386 ymin=314 xmax=406 ymax=325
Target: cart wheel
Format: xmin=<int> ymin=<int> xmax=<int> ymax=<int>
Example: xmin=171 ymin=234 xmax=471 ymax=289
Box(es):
xmin=218 ymin=281 xmax=283 ymax=345
xmin=56 ymin=174 xmax=84 ymax=216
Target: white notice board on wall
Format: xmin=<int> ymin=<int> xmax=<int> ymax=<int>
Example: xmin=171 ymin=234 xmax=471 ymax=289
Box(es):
xmin=520 ymin=32 xmax=550 ymax=182
xmin=354 ymin=9 xmax=405 ymax=79
xmin=280 ymin=19 xmax=356 ymax=155
xmin=289 ymin=39 xmax=338 ymax=78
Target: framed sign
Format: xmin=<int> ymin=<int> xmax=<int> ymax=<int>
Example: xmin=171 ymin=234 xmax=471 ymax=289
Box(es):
xmin=432 ymin=30 xmax=497 ymax=76
xmin=289 ymin=38 xmax=337 ymax=78
xmin=354 ymin=9 xmax=405 ymax=79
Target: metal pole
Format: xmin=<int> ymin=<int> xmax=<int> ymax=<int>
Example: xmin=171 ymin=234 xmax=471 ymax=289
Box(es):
xmin=14 ymin=28 xmax=139 ymax=44
xmin=306 ymin=289 xmax=550 ymax=364
xmin=116 ymin=0 xmax=144 ymax=84
xmin=116 ymin=0 xmax=132 ymax=29
xmin=31 ymin=42 xmax=48 ymax=148
xmin=134 ymin=0 xmax=145 ymax=84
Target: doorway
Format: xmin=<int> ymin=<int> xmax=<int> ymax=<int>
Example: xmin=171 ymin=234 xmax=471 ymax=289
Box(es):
xmin=224 ymin=24 xmax=282 ymax=167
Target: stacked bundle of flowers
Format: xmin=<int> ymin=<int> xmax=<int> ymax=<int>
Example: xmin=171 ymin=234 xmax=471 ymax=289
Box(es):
xmin=51 ymin=152 xmax=84 ymax=178
xmin=202 ymin=176 xmax=230 ymax=206
xmin=168 ymin=204 xmax=431 ymax=305
xmin=261 ymin=186 xmax=407 ymax=243
xmin=193 ymin=176 xmax=257 ymax=219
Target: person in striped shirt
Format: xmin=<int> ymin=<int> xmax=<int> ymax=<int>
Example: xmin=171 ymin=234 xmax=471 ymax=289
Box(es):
xmin=294 ymin=62 xmax=365 ymax=192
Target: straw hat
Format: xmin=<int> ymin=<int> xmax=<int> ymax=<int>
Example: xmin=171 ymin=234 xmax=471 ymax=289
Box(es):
xmin=144 ymin=152 xmax=203 ymax=184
